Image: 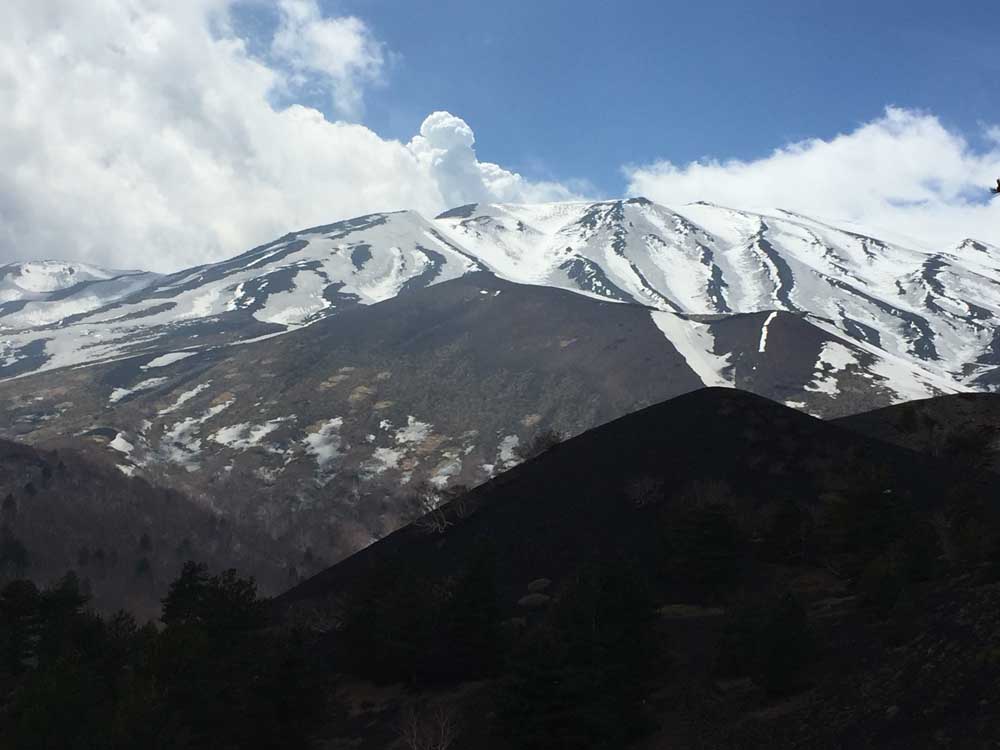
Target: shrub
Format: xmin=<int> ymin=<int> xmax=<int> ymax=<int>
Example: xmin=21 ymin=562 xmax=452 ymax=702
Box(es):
xmin=662 ymin=502 xmax=744 ymax=598
xmin=716 ymin=592 xmax=814 ymax=696
xmin=496 ymin=560 xmax=660 ymax=749
xmin=515 ymin=429 xmax=563 ymax=462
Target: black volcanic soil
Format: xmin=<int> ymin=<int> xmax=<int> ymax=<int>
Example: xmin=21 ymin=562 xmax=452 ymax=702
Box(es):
xmin=278 ymin=387 xmax=969 ymax=614
xmin=836 ymin=392 xmax=1000 ymax=473
xmin=272 ymin=388 xmax=1000 ymax=748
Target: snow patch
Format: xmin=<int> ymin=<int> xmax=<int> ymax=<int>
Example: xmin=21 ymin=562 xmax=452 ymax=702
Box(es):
xmin=304 ymin=418 xmax=344 ymax=470
xmin=395 ymin=416 xmax=432 ymax=445
xmin=758 ymin=311 xmax=778 ymax=353
xmin=159 ymin=401 xmax=234 ymax=470
xmin=142 ymin=351 xmax=196 ymax=369
xmin=0 ymin=341 xmax=25 ymax=368
xmin=367 ymin=447 xmax=402 ymax=474
xmin=211 ymin=418 xmax=288 ymax=450
xmin=804 ymin=342 xmax=857 ymax=396
xmin=498 ymin=435 xmax=520 ymax=467
xmin=109 ymin=433 xmax=134 ymax=455
xmin=109 ymin=377 xmax=168 ymax=404
xmin=650 ymin=312 xmax=733 ymax=388
xmin=252 ymin=268 xmax=331 ymax=327
xmin=158 ymin=382 xmax=211 ymax=416
xmin=430 ymin=453 xmax=463 ymax=488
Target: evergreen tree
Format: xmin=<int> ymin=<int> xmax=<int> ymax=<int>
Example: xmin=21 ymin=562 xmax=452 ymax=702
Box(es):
xmin=0 ymin=579 xmax=40 ymax=674
xmin=0 ymin=527 xmax=29 ymax=577
xmin=717 ymin=592 xmax=814 ymax=695
xmin=764 ymin=498 xmax=814 ymax=564
xmin=373 ymin=573 xmax=435 ymax=684
xmin=2 ymin=562 xmax=325 ymax=750
xmin=161 ymin=560 xmax=266 ymax=635
xmin=663 ymin=503 xmax=743 ymax=598
xmin=436 ymin=545 xmax=501 ymax=682
xmin=35 ymin=572 xmax=94 ymax=667
xmin=497 ymin=561 xmax=660 ymax=749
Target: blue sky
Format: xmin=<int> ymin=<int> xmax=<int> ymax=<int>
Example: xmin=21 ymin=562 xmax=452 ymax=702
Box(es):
xmin=310 ymin=0 xmax=998 ymax=195
xmin=3 ymin=1 xmax=999 ymax=270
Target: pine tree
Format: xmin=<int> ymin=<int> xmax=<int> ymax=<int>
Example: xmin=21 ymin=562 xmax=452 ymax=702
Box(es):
xmin=438 ymin=546 xmax=501 ymax=681
xmin=0 ymin=579 xmax=40 ymax=674
xmin=497 ymin=561 xmax=660 ymax=749
xmin=0 ymin=527 xmax=29 ymax=577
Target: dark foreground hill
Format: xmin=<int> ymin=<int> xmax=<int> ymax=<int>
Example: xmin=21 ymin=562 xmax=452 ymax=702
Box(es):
xmin=836 ymin=392 xmax=1000 ymax=474
xmin=276 ymin=387 xmax=970 ymax=615
xmin=270 ymin=387 xmax=1000 ymax=749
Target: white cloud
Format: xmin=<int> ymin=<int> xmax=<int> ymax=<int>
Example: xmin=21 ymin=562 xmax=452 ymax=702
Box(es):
xmin=0 ymin=1 xmax=576 ymax=272
xmin=407 ymin=111 xmax=577 ymax=209
xmin=626 ymin=107 xmax=1000 ymax=248
xmin=271 ymin=0 xmax=384 ymax=119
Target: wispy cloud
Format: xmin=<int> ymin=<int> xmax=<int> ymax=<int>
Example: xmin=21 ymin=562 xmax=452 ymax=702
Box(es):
xmin=625 ymin=107 xmax=1000 ymax=248
xmin=270 ymin=0 xmax=385 ymax=120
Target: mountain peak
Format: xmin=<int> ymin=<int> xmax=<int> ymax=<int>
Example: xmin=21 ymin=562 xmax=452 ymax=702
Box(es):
xmin=434 ymin=203 xmax=480 ymax=220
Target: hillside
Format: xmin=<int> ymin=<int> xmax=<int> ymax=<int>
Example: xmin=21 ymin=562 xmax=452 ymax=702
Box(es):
xmin=0 ymin=271 xmax=921 ymax=570
xmin=271 ymin=387 xmax=1000 ymax=748
xmin=0 ymin=438 xmax=286 ymax=618
xmin=6 ymin=388 xmax=1000 ymax=747
xmin=1 ymin=199 xmax=997 ymax=572
xmin=836 ymin=392 xmax=1000 ymax=474
xmin=277 ymin=386 xmax=977 ymax=614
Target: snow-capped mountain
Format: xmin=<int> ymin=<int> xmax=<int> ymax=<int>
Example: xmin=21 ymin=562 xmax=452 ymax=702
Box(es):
xmin=0 ymin=260 xmax=160 ymax=330
xmin=438 ymin=199 xmax=1000 ymax=395
xmin=1 ymin=198 xmax=996 ymax=402
xmin=0 ymin=212 xmax=478 ymax=377
xmin=1 ymin=198 xmax=998 ymax=566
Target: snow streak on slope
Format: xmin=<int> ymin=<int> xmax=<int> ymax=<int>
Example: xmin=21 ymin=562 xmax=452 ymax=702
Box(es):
xmin=758 ymin=312 xmax=778 ymax=353
xmin=650 ymin=312 xmax=733 ymax=388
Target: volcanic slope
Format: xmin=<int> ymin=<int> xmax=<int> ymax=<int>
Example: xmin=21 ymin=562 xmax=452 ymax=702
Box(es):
xmin=277 ymin=386 xmax=980 ymax=614
xmin=0 ymin=437 xmax=286 ymax=616
xmin=2 ymin=199 xmax=999 ymax=568
xmin=836 ymin=392 xmax=1000 ymax=473
xmin=274 ymin=387 xmax=1000 ymax=750
xmin=0 ymin=267 xmax=962 ymax=567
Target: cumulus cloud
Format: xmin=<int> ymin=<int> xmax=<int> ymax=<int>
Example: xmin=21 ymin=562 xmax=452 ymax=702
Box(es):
xmin=0 ymin=1 xmax=576 ymax=272
xmin=626 ymin=107 xmax=1000 ymax=248
xmin=407 ymin=111 xmax=577 ymax=209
